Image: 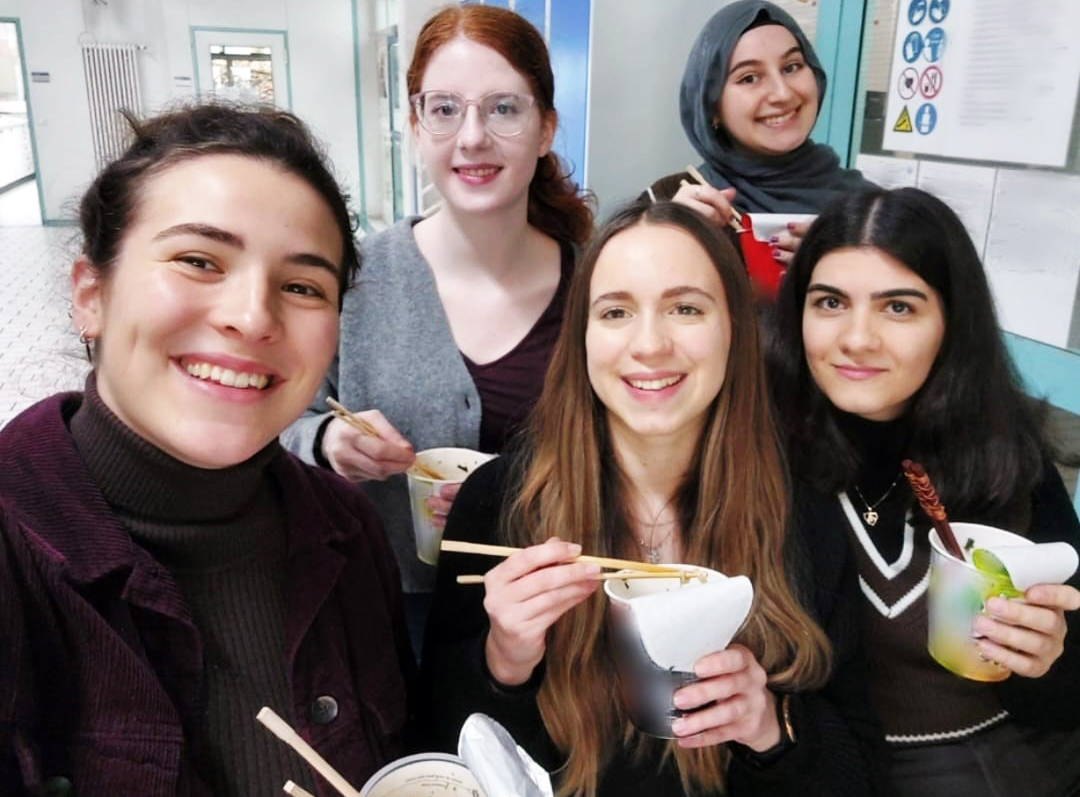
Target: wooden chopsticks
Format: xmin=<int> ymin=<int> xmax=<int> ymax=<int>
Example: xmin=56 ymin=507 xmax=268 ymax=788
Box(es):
xmin=684 ymin=164 xmax=744 ymax=233
xmin=456 ymin=569 xmax=706 ymax=585
xmin=442 ymin=539 xmax=710 ymax=586
xmin=326 ymin=396 xmax=379 ymax=437
xmin=326 ymin=397 xmax=445 ymax=480
xmin=257 ymin=707 xmax=362 ymax=797
xmin=441 ymin=539 xmax=683 ymax=574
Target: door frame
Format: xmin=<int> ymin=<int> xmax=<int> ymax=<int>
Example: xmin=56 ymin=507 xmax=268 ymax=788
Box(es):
xmin=0 ymin=17 xmax=46 ymax=225
xmin=189 ymin=26 xmax=293 ymax=109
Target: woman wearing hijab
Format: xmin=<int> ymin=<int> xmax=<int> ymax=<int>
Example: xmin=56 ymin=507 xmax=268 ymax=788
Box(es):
xmin=648 ymin=0 xmax=873 ymax=265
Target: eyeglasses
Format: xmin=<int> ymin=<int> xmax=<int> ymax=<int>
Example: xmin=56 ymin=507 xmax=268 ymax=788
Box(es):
xmin=410 ymin=91 xmax=537 ymax=138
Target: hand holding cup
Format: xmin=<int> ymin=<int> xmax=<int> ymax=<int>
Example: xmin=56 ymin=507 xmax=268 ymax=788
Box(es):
xmin=670 ymin=645 xmax=780 ymax=752
xmin=767 ymin=220 xmax=812 ymax=266
xmin=974 ymin=583 xmax=1080 ymax=678
xmin=425 ymin=482 xmax=462 ymax=531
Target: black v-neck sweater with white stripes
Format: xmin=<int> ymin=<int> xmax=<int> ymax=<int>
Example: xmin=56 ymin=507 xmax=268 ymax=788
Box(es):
xmin=794 ymin=415 xmax=1080 ymax=746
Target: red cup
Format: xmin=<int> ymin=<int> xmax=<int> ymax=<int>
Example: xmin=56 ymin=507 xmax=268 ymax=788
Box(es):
xmin=737 ymin=213 xmax=785 ymax=301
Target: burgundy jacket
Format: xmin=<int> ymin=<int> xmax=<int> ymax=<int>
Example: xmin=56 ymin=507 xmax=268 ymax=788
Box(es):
xmin=0 ymin=394 xmax=413 ymax=796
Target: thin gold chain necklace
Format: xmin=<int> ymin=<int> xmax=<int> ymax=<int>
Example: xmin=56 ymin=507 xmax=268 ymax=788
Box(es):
xmin=852 ymin=474 xmax=902 ymax=527
xmin=631 ymin=499 xmax=677 ymax=563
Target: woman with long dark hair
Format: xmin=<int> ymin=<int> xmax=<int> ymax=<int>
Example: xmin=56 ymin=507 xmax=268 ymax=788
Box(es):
xmin=424 ymin=202 xmax=882 ymax=796
xmin=768 ymin=186 xmax=1080 ymax=796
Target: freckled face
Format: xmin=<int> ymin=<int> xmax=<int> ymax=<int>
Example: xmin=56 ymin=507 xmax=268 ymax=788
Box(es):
xmin=802 ymin=247 xmax=946 ymax=421
xmin=71 ymin=154 xmax=344 ymax=468
xmin=586 ymin=223 xmax=731 ymax=451
xmin=718 ymin=24 xmax=819 ymax=157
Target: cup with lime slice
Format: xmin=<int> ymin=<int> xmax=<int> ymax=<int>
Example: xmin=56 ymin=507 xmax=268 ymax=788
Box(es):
xmin=927 ymin=523 xmax=1031 ymax=681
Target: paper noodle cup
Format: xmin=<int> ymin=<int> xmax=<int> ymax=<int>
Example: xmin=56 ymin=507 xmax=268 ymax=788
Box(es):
xmin=927 ymin=522 xmax=1030 ymax=682
xmin=406 ymin=447 xmax=495 ymax=565
xmin=361 ymin=752 xmax=487 ymax=796
xmin=603 ymin=565 xmax=745 ymax=738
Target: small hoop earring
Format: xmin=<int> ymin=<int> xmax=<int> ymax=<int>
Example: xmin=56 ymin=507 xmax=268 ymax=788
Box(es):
xmin=78 ymin=326 xmax=94 ymax=364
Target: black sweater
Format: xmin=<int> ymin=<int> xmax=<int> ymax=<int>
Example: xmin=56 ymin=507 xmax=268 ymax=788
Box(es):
xmin=421 ymin=452 xmax=885 ymax=796
xmin=69 ymin=379 xmax=314 ymax=796
xmin=792 ymin=417 xmax=1080 ymax=745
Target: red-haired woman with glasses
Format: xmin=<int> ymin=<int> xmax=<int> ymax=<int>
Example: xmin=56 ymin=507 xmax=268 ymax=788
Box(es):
xmin=282 ymin=5 xmax=593 ymax=653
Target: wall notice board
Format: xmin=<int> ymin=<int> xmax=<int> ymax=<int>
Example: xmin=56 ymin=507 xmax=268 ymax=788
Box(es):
xmin=857 ymin=0 xmax=1080 ymax=351
xmin=881 ymin=0 xmax=1080 ymax=167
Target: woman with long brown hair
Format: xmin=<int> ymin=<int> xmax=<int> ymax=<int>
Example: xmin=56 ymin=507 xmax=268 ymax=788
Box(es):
xmin=423 ymin=202 xmax=882 ymax=796
xmin=281 ymin=5 xmax=593 ymax=654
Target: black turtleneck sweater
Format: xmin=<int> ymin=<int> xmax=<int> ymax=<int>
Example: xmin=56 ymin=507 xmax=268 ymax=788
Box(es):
xmin=69 ymin=380 xmax=315 ymax=796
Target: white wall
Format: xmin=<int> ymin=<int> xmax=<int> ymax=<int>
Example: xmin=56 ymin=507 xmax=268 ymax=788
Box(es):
xmin=4 ymin=0 xmax=361 ymax=223
xmin=586 ymin=0 xmax=720 ymax=215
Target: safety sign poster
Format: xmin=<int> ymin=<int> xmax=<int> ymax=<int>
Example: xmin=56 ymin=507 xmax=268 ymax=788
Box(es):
xmin=882 ymin=0 xmax=1080 ymax=167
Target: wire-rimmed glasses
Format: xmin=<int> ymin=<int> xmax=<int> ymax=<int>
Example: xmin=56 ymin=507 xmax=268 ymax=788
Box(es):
xmin=410 ymin=91 xmax=537 ymax=138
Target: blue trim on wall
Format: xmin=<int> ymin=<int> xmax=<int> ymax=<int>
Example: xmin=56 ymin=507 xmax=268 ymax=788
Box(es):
xmin=548 ymin=0 xmax=589 ymax=189
xmin=349 ymin=0 xmax=368 ymax=226
xmin=514 ymin=0 xmax=547 ymax=33
xmin=1 ymin=17 xmax=49 ymax=224
xmin=810 ymin=0 xmax=864 ymax=165
xmin=1005 ymin=334 xmax=1080 ymax=512
xmin=1005 ymin=334 xmax=1080 ymax=416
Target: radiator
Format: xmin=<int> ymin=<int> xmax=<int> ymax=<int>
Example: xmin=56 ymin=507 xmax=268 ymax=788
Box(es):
xmin=80 ymin=43 xmax=143 ymax=168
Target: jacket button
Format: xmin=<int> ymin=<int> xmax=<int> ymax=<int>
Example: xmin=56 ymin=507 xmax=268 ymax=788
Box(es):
xmin=310 ymin=695 xmax=339 ymax=724
xmin=40 ymin=777 xmax=73 ymax=797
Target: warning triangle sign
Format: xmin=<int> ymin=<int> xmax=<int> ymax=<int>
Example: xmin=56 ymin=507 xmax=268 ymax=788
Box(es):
xmin=893 ymin=106 xmax=913 ymax=133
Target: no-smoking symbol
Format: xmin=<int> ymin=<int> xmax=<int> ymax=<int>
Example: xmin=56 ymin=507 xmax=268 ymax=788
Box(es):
xmin=920 ymin=66 xmax=942 ymax=98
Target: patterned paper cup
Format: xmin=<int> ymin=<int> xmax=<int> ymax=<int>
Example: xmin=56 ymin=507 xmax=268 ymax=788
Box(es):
xmin=927 ymin=523 xmax=1029 ymax=682
xmin=406 ymin=447 xmax=495 ymax=565
xmin=361 ymin=752 xmax=486 ymax=796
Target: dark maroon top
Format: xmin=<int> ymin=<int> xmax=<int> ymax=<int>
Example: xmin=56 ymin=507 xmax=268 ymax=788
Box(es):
xmin=0 ymin=392 xmax=413 ymax=797
xmin=463 ymin=243 xmax=574 ymax=453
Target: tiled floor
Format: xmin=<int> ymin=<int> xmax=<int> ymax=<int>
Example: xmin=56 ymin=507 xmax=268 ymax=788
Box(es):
xmin=0 ymin=221 xmax=87 ymax=429
xmin=0 ymin=179 xmax=43 ymax=226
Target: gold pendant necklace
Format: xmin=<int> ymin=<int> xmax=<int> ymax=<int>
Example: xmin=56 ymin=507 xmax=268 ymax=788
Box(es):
xmin=637 ymin=525 xmax=675 ymax=564
xmin=853 ymin=474 xmax=902 ymax=527
xmin=632 ymin=502 xmax=677 ymax=563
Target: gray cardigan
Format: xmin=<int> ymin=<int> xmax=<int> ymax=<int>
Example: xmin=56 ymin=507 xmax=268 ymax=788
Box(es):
xmin=281 ymin=217 xmax=481 ymax=593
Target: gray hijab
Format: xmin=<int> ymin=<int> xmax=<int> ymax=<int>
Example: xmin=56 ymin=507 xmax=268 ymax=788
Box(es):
xmin=680 ymin=0 xmax=873 ymax=213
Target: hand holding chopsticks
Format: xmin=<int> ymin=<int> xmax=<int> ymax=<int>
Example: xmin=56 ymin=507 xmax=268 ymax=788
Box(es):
xmin=456 ymin=538 xmax=605 ymax=686
xmin=682 ymin=165 xmax=744 ymax=233
xmin=323 ymin=398 xmax=441 ymax=481
xmin=442 ymin=539 xmax=707 ymax=585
